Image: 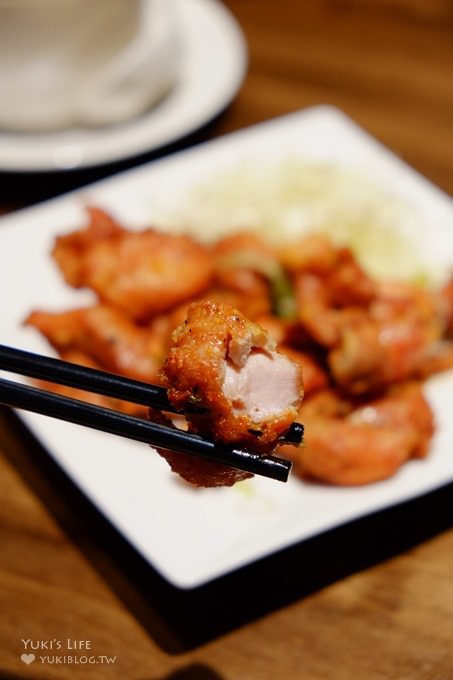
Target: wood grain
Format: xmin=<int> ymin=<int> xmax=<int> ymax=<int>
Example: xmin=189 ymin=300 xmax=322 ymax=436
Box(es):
xmin=1 ymin=1 xmax=453 ymax=678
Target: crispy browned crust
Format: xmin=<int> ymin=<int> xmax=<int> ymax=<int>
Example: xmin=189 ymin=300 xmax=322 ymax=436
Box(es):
xmin=52 ymin=206 xmax=213 ymax=320
xmin=160 ymin=300 xmax=304 ymax=454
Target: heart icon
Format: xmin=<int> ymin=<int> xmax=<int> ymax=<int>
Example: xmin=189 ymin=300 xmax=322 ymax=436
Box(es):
xmin=21 ymin=653 xmax=35 ymax=664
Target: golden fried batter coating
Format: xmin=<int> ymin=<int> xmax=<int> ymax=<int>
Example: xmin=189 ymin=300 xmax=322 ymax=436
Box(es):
xmin=25 ymin=304 xmax=164 ymax=383
xmin=328 ymin=280 xmax=449 ymax=394
xmin=211 ymin=232 xmax=276 ymax=318
xmin=280 ymin=382 xmax=434 ymax=486
xmin=151 ymin=301 xmax=304 ymax=486
xmin=154 ymin=449 xmax=255 ymax=487
xmin=25 ymin=208 xmax=453 ymax=488
xmin=148 ymin=406 xmax=255 ymax=487
xmin=160 ymin=301 xmax=304 ymax=453
xmin=52 ymin=207 xmax=213 ymax=321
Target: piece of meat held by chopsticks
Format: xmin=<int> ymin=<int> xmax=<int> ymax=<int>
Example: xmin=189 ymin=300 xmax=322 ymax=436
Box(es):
xmin=152 ymin=301 xmax=305 ymax=487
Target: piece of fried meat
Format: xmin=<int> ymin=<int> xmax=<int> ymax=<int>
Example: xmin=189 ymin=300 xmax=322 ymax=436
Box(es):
xmin=52 ymin=206 xmax=213 ymax=321
xmin=153 ymin=301 xmax=304 ymax=486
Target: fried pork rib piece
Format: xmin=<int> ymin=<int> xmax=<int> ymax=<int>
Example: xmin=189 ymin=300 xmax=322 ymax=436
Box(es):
xmin=160 ymin=452 xmax=251 ymax=487
xmin=25 ymin=304 xmax=165 ymax=384
xmin=280 ymin=382 xmax=434 ymax=486
xmin=280 ymin=233 xmax=453 ymax=393
xmin=281 ymin=233 xmax=376 ymax=347
xmin=153 ymin=301 xmax=304 ymax=487
xmin=328 ymin=280 xmax=450 ymax=393
xmin=24 ymin=210 xmax=452 ymax=489
xmin=52 ymin=206 xmax=213 ymax=321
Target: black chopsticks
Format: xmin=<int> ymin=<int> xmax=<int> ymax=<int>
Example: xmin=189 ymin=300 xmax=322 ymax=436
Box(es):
xmin=0 ymin=343 xmax=174 ymax=411
xmin=0 ymin=344 xmax=295 ymax=482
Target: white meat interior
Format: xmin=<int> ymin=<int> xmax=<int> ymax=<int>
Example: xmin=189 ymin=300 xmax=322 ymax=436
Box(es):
xmin=222 ymin=349 xmax=299 ymax=422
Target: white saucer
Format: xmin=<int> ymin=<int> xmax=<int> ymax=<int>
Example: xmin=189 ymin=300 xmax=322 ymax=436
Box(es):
xmin=0 ymin=0 xmax=247 ymax=173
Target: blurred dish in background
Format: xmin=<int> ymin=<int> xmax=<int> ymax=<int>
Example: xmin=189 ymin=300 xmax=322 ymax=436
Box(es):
xmin=0 ymin=0 xmax=180 ymax=131
xmin=0 ymin=0 xmax=247 ymax=172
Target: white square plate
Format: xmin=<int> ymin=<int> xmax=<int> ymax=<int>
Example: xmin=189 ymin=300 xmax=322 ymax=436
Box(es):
xmin=1 ymin=106 xmax=453 ymax=588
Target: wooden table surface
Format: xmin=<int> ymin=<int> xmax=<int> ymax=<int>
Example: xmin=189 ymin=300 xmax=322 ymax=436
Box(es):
xmin=1 ymin=1 xmax=453 ymax=678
